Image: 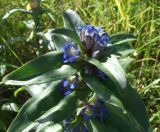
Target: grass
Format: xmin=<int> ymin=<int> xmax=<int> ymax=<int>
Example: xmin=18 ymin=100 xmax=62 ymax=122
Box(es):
xmin=0 ymin=0 xmax=160 ymax=131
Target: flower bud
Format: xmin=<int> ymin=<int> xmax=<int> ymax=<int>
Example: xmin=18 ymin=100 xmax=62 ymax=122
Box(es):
xmin=29 ymin=0 xmax=41 ymax=10
xmin=78 ymin=25 xmax=111 ymax=58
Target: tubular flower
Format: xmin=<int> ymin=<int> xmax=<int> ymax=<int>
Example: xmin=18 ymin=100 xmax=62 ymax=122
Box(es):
xmin=60 ymin=75 xmax=79 ymax=96
xmin=94 ymin=99 xmax=109 ymax=122
xmin=81 ymin=105 xmax=97 ymax=121
xmin=78 ymin=25 xmax=111 ymax=58
xmin=80 ymin=99 xmax=108 ymax=122
xmin=63 ymin=42 xmax=81 ymax=63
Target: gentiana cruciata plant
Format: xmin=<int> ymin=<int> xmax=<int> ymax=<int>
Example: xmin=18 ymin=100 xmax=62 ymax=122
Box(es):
xmin=2 ymin=9 xmax=152 ymax=132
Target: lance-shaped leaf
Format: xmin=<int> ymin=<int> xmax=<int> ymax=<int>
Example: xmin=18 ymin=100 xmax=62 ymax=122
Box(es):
xmin=97 ymin=78 xmax=150 ymax=131
xmin=51 ymin=29 xmax=81 ymax=44
xmin=106 ymin=103 xmax=145 ymax=132
xmin=84 ymin=55 xmax=127 ymax=90
xmin=84 ymin=119 xmax=119 ymax=132
xmin=82 ymin=75 xmax=125 ymax=111
xmin=110 ymin=33 xmax=136 ymax=45
xmin=118 ymin=56 xmax=134 ymax=71
xmin=112 ymin=43 xmax=135 ymax=57
xmin=24 ymin=82 xmax=52 ymax=96
xmin=36 ymin=122 xmax=62 ymax=132
xmin=53 ymin=35 xmax=66 ymax=50
xmin=51 ymin=29 xmax=85 ymax=52
xmin=3 ymin=9 xmax=32 ymax=20
xmin=3 ymin=64 xmax=81 ymax=86
xmin=2 ymin=50 xmax=63 ymax=85
xmin=36 ymin=92 xmax=78 ymax=123
xmin=7 ymin=81 xmax=63 ymax=132
xmin=63 ymin=9 xmax=85 ymax=33
xmin=82 ymin=75 xmax=145 ymax=132
xmin=120 ymin=85 xmax=150 ymax=132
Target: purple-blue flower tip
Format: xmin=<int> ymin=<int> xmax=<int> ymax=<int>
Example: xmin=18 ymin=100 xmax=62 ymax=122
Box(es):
xmin=60 ymin=76 xmax=79 ymax=96
xmin=80 ymin=99 xmax=108 ymax=122
xmin=63 ymin=42 xmax=81 ymax=63
xmin=79 ymin=24 xmax=110 ymax=47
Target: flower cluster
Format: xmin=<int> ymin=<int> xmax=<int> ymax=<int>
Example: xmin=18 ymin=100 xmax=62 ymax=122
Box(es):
xmin=60 ymin=75 xmax=79 ymax=95
xmin=78 ymin=25 xmax=111 ymax=58
xmin=80 ymin=99 xmax=108 ymax=122
xmin=61 ymin=24 xmax=110 ymax=130
xmin=63 ymin=42 xmax=81 ymax=63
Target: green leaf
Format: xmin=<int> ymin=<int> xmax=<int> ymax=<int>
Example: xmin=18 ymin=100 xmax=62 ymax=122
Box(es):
xmin=118 ymin=56 xmax=134 ymax=71
xmin=51 ymin=28 xmax=85 ymax=53
xmin=106 ymin=104 xmax=144 ymax=132
xmin=112 ymin=43 xmax=135 ymax=57
xmin=36 ymin=92 xmax=78 ymax=123
xmin=2 ymin=9 xmax=32 ymax=20
xmin=2 ymin=50 xmax=63 ymax=85
xmin=63 ymin=9 xmax=85 ymax=33
xmin=120 ymin=85 xmax=150 ymax=132
xmin=82 ymin=75 xmax=145 ymax=132
xmin=82 ymin=75 xmax=125 ymax=111
xmin=110 ymin=33 xmax=136 ymax=45
xmin=51 ymin=28 xmax=81 ymax=44
xmin=53 ymin=35 xmax=66 ymax=50
xmin=24 ymin=82 xmax=52 ymax=96
xmin=4 ymin=64 xmax=81 ymax=85
xmin=36 ymin=122 xmax=62 ymax=132
xmin=7 ymin=81 xmax=63 ymax=132
xmin=85 ymin=119 xmax=119 ymax=132
xmin=84 ymin=55 xmax=127 ymax=90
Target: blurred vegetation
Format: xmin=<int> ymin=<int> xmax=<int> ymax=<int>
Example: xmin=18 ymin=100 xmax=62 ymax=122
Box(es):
xmin=0 ymin=0 xmax=160 ymax=131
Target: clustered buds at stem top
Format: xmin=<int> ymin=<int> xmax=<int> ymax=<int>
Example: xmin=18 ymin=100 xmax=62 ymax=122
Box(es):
xmin=60 ymin=75 xmax=79 ymax=95
xmin=78 ymin=25 xmax=111 ymax=58
xmin=63 ymin=42 xmax=81 ymax=63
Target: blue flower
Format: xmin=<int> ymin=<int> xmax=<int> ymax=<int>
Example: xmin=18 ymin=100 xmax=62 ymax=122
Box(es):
xmin=60 ymin=76 xmax=79 ymax=96
xmin=101 ymin=34 xmax=109 ymax=44
xmin=81 ymin=105 xmax=97 ymax=121
xmin=94 ymin=99 xmax=109 ymax=122
xmin=80 ymin=99 xmax=108 ymax=122
xmin=63 ymin=42 xmax=81 ymax=63
xmin=78 ymin=25 xmax=111 ymax=58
